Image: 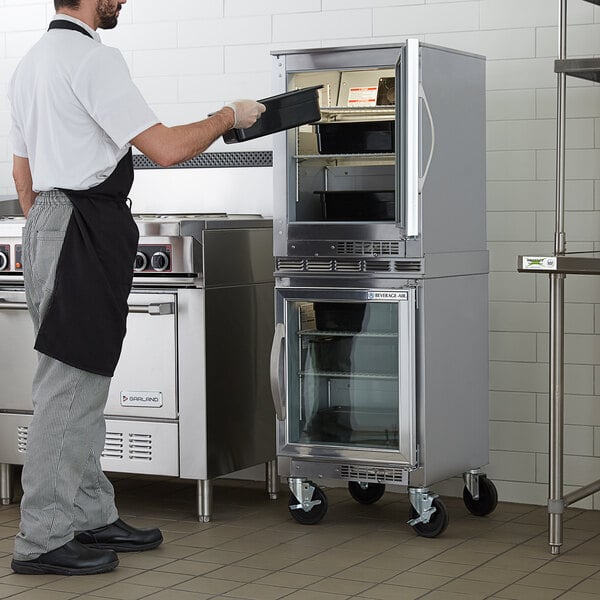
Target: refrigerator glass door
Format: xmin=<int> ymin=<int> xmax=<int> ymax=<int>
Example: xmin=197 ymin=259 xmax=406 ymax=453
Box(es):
xmin=277 ymin=288 xmax=416 ymax=465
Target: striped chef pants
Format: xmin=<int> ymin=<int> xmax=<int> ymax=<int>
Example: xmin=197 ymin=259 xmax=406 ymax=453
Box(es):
xmin=13 ymin=191 xmax=119 ymax=561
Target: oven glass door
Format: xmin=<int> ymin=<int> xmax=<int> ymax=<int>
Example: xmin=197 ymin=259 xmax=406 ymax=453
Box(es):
xmin=276 ymin=288 xmax=416 ymax=465
xmin=287 ymin=60 xmax=401 ymax=226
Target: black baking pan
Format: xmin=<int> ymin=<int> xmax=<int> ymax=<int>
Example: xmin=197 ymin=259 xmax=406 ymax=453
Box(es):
xmin=223 ymin=85 xmax=323 ymax=144
xmin=314 ymin=302 xmax=367 ymax=332
xmin=315 ymin=190 xmax=395 ymax=221
xmin=316 ymin=120 xmax=395 ymax=154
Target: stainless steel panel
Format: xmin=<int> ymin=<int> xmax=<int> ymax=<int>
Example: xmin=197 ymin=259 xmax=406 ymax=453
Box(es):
xmin=418 ymin=45 xmax=486 ymax=256
xmin=417 ymin=274 xmax=489 ymax=485
xmin=101 ymin=419 xmax=179 ymax=476
xmin=423 ymin=251 xmax=489 ymax=278
xmin=276 ymin=45 xmax=407 ymax=72
xmin=0 ymin=414 xmax=180 ymax=476
xmin=290 ymin=459 xmax=410 ymax=486
xmin=203 ymin=228 xmax=274 ymax=288
xmin=134 ymin=236 xmax=200 ymax=275
xmin=204 ymin=282 xmax=276 ymax=479
xmin=177 ymin=288 xmax=207 ymax=480
xmin=106 ymin=292 xmax=178 ymax=420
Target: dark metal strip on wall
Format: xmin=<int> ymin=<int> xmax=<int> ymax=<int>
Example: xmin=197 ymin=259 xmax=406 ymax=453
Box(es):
xmin=132 ymin=151 xmax=273 ymax=170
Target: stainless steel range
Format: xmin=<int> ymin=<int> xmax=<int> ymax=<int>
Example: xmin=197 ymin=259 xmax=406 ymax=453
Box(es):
xmin=0 ymin=209 xmax=277 ymax=521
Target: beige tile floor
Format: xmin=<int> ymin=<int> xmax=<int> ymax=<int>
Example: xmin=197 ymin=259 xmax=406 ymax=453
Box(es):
xmin=0 ymin=473 xmax=599 ymax=600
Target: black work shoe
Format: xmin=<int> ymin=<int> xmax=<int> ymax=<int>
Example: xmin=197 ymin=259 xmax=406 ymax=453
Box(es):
xmin=11 ymin=539 xmax=118 ymax=575
xmin=75 ymin=518 xmax=163 ymax=552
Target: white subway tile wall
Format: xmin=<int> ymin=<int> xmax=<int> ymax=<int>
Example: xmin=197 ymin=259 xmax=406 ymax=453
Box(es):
xmin=0 ymin=0 xmax=599 ymax=508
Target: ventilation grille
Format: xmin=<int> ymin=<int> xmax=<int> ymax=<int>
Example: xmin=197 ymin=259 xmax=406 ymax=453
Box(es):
xmin=337 ymin=241 xmax=402 ymax=256
xmin=102 ymin=432 xmax=124 ymax=460
xmin=306 ymin=259 xmax=334 ymax=272
xmin=339 ymin=465 xmax=409 ymax=485
xmin=335 ymin=260 xmax=362 ymax=273
xmin=276 ymin=259 xmax=305 ymax=272
xmin=393 ymin=261 xmax=422 ymax=272
xmin=101 ymin=432 xmax=153 ymax=461
xmin=16 ymin=427 xmax=153 ymax=462
xmin=129 ymin=434 xmax=153 ymax=461
xmin=276 ymin=258 xmax=422 ymax=274
xmin=133 ymin=151 xmax=272 ymax=170
xmin=17 ymin=426 xmax=28 ymax=453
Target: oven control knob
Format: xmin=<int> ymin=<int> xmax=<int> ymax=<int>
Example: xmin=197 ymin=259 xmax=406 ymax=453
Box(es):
xmin=151 ymin=251 xmax=169 ymax=272
xmin=133 ymin=251 xmax=148 ymax=272
xmin=0 ymin=251 xmax=7 ymax=271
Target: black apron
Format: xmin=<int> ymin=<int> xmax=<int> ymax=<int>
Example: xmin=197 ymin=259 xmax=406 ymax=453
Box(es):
xmin=35 ymin=20 xmax=139 ymax=377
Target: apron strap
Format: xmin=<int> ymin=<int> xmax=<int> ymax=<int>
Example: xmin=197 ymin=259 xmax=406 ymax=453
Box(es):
xmin=48 ymin=19 xmax=93 ymax=39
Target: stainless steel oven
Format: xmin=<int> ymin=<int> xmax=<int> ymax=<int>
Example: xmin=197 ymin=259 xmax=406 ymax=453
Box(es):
xmin=270 ymin=40 xmax=494 ymax=536
xmin=0 ymin=214 xmax=277 ymax=521
xmin=272 ymin=40 xmax=486 ymax=266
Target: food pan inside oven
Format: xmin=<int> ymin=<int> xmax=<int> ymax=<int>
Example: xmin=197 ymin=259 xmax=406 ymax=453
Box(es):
xmin=316 ymin=120 xmax=395 ymax=154
xmin=315 ymin=190 xmax=395 ymax=221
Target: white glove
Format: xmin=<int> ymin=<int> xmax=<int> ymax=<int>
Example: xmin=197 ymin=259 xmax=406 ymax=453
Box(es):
xmin=225 ymin=99 xmax=266 ymax=129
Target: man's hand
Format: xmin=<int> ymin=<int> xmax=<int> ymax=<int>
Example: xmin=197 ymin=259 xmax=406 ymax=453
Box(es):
xmin=225 ymin=100 xmax=266 ymax=129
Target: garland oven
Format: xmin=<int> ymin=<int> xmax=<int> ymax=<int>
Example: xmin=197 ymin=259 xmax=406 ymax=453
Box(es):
xmin=0 ymin=212 xmax=277 ymax=522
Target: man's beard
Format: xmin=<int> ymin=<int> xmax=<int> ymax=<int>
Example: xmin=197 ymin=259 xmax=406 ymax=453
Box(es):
xmin=96 ymin=0 xmax=120 ymax=30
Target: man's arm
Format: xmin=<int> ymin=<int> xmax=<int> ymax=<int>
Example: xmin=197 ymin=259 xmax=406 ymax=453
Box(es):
xmin=12 ymin=155 xmax=38 ymax=218
xmin=132 ymin=101 xmax=264 ymax=168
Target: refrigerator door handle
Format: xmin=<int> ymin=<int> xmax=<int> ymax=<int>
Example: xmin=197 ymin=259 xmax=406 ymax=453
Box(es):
xmin=404 ymin=38 xmax=420 ymax=238
xmin=270 ymin=322 xmax=286 ymax=421
xmin=419 ymin=84 xmax=435 ymax=193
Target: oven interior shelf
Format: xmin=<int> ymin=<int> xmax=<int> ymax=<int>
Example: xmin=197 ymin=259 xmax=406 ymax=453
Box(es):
xmin=318 ymin=106 xmax=395 ymax=123
xmin=300 ymin=371 xmax=399 ymax=380
xmin=294 ymin=153 xmax=395 ymax=161
xmin=298 ymin=329 xmax=397 ymax=338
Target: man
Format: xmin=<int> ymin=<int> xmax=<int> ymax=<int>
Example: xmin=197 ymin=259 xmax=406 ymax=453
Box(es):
xmin=8 ymin=0 xmax=265 ymax=576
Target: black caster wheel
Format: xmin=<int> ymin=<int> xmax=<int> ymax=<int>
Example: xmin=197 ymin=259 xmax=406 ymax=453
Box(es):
xmin=288 ymin=484 xmax=328 ymax=525
xmin=348 ymin=481 xmax=386 ymax=505
xmin=409 ymin=497 xmax=449 ymax=538
xmin=463 ymin=475 xmax=498 ymax=516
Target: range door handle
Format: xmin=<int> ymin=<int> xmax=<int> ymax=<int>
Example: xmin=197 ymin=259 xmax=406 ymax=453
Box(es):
xmin=270 ymin=322 xmax=286 ymax=421
xmin=0 ymin=300 xmax=175 ymax=315
xmin=128 ymin=302 xmax=175 ymax=316
xmin=0 ymin=299 xmax=28 ymax=310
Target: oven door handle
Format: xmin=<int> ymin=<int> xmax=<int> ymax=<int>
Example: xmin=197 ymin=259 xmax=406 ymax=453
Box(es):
xmin=128 ymin=302 xmax=175 ymax=316
xmin=0 ymin=299 xmax=28 ymax=310
xmin=270 ymin=322 xmax=286 ymax=421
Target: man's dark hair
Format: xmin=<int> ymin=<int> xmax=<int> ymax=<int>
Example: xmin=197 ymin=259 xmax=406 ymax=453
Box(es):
xmin=54 ymin=0 xmax=81 ymax=9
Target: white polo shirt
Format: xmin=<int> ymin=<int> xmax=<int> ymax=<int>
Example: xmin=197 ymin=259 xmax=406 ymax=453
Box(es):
xmin=8 ymin=15 xmax=159 ymax=192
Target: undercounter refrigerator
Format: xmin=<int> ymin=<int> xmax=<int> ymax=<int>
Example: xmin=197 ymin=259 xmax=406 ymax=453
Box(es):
xmin=269 ymin=40 xmax=495 ymax=536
